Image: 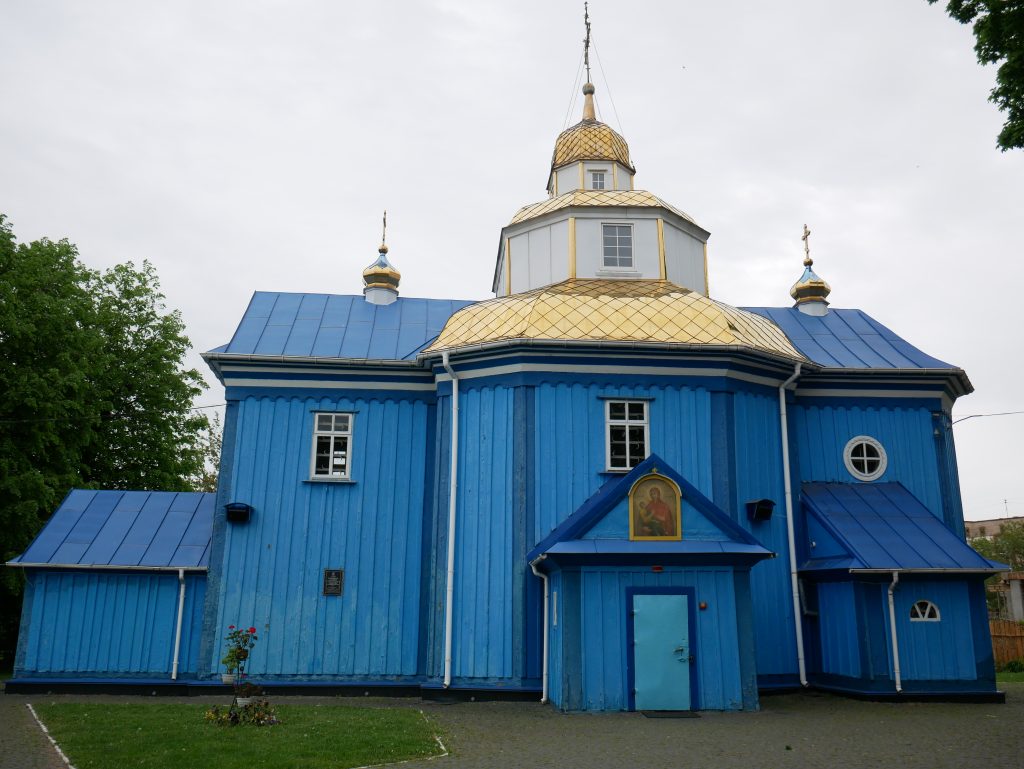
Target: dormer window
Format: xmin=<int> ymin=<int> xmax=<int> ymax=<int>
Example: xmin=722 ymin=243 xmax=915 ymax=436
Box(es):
xmin=591 ymin=170 xmax=606 ymax=190
xmin=603 ymin=223 xmax=633 ymax=268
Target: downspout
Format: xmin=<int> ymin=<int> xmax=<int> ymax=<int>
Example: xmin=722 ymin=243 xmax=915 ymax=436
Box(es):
xmin=529 ymin=556 xmax=549 ymax=704
xmin=887 ymin=571 xmax=903 ymax=693
xmin=171 ymin=568 xmax=186 ymax=680
xmin=441 ymin=351 xmax=460 ymax=688
xmin=778 ymin=362 xmax=808 ymax=687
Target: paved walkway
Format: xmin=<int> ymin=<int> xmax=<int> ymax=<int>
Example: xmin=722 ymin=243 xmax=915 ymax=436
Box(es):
xmin=2 ymin=685 xmax=1022 ymax=769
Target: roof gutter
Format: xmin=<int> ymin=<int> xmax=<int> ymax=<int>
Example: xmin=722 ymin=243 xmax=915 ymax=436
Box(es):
xmin=778 ymin=362 xmax=808 ymax=687
xmin=4 ymin=562 xmax=208 ymax=572
xmin=851 ymin=567 xmax=1006 ymax=575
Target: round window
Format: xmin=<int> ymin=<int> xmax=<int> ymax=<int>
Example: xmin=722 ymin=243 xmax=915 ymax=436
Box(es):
xmin=843 ymin=436 xmax=887 ymax=481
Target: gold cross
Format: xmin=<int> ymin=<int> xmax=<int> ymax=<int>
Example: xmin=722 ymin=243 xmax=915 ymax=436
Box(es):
xmin=801 ymin=224 xmax=812 ymax=266
xmin=382 ymin=210 xmax=387 ymax=245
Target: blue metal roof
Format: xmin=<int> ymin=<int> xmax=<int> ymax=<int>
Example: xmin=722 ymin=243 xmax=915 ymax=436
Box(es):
xmin=9 ymin=490 xmax=215 ymax=569
xmin=218 ymin=292 xmax=476 ymax=361
xmin=800 ymin=482 xmax=1003 ymax=572
xmin=742 ymin=307 xmax=954 ymax=370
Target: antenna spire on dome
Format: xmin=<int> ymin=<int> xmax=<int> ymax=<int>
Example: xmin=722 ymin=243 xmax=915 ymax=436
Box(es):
xmin=581 ymin=3 xmax=596 ymax=121
xmin=790 ymin=223 xmax=831 ymax=316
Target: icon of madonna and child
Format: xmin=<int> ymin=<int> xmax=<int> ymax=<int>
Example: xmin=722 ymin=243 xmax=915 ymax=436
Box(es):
xmin=629 ymin=474 xmax=682 ymax=540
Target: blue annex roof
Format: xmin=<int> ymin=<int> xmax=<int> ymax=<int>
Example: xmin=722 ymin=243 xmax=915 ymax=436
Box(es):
xmin=219 ymin=292 xmax=476 ymax=361
xmin=800 ymin=482 xmax=1003 ymax=573
xmin=742 ymin=307 xmax=954 ymax=370
xmin=8 ymin=490 xmax=215 ymax=570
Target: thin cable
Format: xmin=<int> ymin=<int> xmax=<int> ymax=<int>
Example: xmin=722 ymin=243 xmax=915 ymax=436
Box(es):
xmin=591 ymin=39 xmax=624 ymax=136
xmin=562 ymin=52 xmax=585 ymax=130
xmin=952 ymin=410 xmax=1024 ymax=425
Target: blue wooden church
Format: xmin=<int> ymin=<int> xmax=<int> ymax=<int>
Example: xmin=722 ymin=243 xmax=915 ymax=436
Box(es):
xmin=9 ymin=57 xmax=1005 ymax=710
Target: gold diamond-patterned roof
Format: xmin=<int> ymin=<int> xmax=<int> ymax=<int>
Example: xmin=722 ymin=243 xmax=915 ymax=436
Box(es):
xmin=425 ymin=279 xmax=805 ymax=360
xmin=552 ymin=119 xmax=633 ymax=170
xmin=509 ymin=190 xmax=696 ymax=226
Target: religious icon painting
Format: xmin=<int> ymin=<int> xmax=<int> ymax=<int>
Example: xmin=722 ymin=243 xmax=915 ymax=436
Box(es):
xmin=629 ymin=473 xmax=682 ymax=541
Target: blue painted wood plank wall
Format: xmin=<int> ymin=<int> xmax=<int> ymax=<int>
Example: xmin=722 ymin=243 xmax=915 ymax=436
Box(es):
xmin=816 ymin=581 xmax=862 ymax=679
xmin=212 ymin=394 xmax=429 ymax=680
xmin=792 ymin=403 xmax=944 ymax=518
xmin=571 ymin=567 xmax=744 ymax=711
xmin=17 ymin=571 xmax=205 ymax=676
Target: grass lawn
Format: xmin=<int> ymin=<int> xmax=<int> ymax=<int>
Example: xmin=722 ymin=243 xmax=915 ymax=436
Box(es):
xmin=997 ymin=671 xmax=1024 ymax=683
xmin=33 ymin=703 xmax=444 ymax=769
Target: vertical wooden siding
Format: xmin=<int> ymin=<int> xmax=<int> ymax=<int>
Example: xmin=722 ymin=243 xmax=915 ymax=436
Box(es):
xmin=889 ymin=580 xmax=976 ymax=680
xmin=452 ymin=385 xmax=515 ymax=680
xmin=215 ymin=394 xmax=428 ymax=679
xmin=19 ymin=571 xmax=205 ymax=676
xmin=731 ymin=390 xmax=798 ymax=677
xmin=816 ymin=581 xmax=862 ymax=678
xmin=577 ymin=567 xmax=742 ymax=711
xmin=792 ymin=403 xmax=943 ymax=517
xmin=532 ymin=382 xmax=712 ymax=545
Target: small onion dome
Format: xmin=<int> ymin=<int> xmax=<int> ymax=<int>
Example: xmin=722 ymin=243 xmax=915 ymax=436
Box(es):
xmin=790 ymin=256 xmax=831 ymax=311
xmin=362 ymin=245 xmax=401 ymax=291
xmin=549 ymin=83 xmax=633 ymax=179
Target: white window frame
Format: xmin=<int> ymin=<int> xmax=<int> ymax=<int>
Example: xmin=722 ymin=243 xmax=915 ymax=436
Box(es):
xmin=310 ymin=412 xmax=354 ymax=480
xmin=602 ymin=223 xmax=634 ymax=269
xmin=909 ymin=599 xmax=941 ymax=622
xmin=843 ymin=435 xmax=887 ymax=481
xmin=605 ymin=400 xmax=648 ymax=471
xmin=591 ymin=169 xmax=607 ymax=190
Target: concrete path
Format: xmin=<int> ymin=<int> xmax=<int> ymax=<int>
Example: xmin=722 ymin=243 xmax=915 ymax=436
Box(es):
xmin=2 ymin=685 xmax=1021 ymax=769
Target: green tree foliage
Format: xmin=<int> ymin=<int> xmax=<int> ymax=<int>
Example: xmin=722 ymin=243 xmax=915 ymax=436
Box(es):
xmin=972 ymin=520 xmax=1024 ymax=571
xmin=928 ymin=1 xmax=1024 ymax=150
xmin=0 ymin=215 xmax=209 ymax=668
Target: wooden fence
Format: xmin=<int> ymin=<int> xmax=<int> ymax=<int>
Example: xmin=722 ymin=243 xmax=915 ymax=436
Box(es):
xmin=991 ymin=619 xmax=1024 ymax=666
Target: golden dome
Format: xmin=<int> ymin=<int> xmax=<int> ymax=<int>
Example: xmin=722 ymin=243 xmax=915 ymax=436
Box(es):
xmin=362 ymin=246 xmax=401 ymax=290
xmin=425 ymin=279 xmax=804 ymax=359
xmin=549 ymin=83 xmax=633 ymax=180
xmin=789 ymin=257 xmax=831 ymax=306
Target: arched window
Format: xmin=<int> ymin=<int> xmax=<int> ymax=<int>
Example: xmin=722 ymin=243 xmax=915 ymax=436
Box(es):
xmin=843 ymin=436 xmax=887 ymax=481
xmin=909 ymin=600 xmax=940 ymax=622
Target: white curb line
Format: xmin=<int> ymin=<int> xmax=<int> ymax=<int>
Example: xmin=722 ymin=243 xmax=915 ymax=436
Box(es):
xmin=26 ymin=703 xmax=77 ymax=769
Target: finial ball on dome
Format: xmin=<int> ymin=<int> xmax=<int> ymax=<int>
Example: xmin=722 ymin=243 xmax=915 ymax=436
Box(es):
xmin=379 ymin=243 xmax=389 ymax=254
xmin=582 ymin=82 xmax=595 ymax=95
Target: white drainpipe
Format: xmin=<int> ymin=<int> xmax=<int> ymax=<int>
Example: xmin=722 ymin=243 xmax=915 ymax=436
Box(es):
xmin=441 ymin=351 xmax=460 ymax=688
xmin=529 ymin=556 xmax=549 ymax=704
xmin=887 ymin=571 xmax=903 ymax=693
xmin=171 ymin=568 xmax=186 ymax=680
xmin=778 ymin=362 xmax=808 ymax=687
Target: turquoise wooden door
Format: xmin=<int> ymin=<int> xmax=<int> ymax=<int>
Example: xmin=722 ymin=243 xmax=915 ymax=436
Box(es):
xmin=633 ymin=593 xmax=692 ymax=710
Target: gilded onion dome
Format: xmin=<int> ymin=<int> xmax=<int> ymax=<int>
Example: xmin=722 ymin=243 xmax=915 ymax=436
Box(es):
xmin=362 ymin=243 xmax=401 ymax=291
xmin=426 ymin=278 xmax=804 ymax=360
xmin=549 ymin=83 xmax=634 ymax=181
xmin=790 ymin=226 xmax=831 ymax=312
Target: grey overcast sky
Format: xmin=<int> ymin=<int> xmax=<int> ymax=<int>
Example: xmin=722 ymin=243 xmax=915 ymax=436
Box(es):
xmin=1 ymin=1 xmax=1021 ymax=520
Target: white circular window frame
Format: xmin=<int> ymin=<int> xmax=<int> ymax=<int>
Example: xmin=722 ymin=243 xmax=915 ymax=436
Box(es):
xmin=843 ymin=435 xmax=888 ymax=482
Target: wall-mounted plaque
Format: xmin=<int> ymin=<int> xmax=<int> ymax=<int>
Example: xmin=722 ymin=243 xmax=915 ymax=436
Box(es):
xmin=323 ymin=569 xmax=344 ymax=596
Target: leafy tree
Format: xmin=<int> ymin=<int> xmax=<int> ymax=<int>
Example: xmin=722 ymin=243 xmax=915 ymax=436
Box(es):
xmin=972 ymin=520 xmax=1024 ymax=571
xmin=928 ymin=1 xmax=1024 ymax=150
xmin=0 ymin=215 xmax=209 ymax=669
xmin=191 ymin=412 xmax=223 ymax=494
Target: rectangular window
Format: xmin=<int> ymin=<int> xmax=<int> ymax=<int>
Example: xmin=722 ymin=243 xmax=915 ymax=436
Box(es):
xmin=311 ymin=412 xmax=353 ymax=479
xmin=606 ymin=400 xmax=648 ymax=470
xmin=591 ymin=170 xmax=606 ymax=190
xmin=602 ymin=223 xmax=633 ymax=268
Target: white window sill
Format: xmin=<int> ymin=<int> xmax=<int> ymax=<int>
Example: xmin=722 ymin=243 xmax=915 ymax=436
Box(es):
xmin=305 ymin=477 xmax=356 ymax=484
xmin=597 ymin=268 xmax=641 ymax=277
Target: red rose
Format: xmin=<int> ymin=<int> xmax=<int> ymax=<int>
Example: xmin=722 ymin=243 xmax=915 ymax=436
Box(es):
xmin=228 ymin=625 xmax=235 ymax=629
xmin=248 ymin=627 xmax=256 ymax=634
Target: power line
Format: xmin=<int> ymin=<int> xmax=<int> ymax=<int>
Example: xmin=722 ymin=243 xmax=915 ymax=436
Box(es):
xmin=952 ymin=410 xmax=1024 ymax=425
